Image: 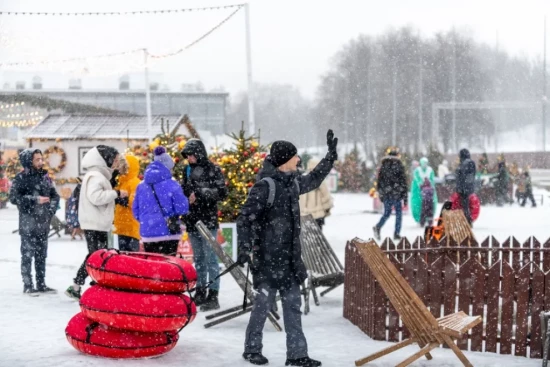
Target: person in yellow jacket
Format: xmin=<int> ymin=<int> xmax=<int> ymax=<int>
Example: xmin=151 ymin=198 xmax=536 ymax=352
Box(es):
xmin=113 ymin=154 xmax=141 ymax=251
xmin=298 ymin=158 xmax=334 ymax=231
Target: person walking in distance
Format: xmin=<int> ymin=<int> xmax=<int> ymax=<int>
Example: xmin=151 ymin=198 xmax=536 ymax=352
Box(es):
xmin=9 ymin=149 xmax=60 ymax=295
xmin=65 ymin=146 xmax=127 ymax=300
xmin=113 ymin=154 xmax=141 ymax=251
xmin=133 ymin=146 xmax=188 ymax=254
xmin=298 ymin=158 xmax=334 ymax=231
xmin=180 ymin=139 xmax=228 ymax=311
xmin=455 ymin=149 xmax=476 ymax=224
xmin=373 ymin=148 xmax=408 ymax=241
xmin=237 ymin=130 xmax=338 ymax=367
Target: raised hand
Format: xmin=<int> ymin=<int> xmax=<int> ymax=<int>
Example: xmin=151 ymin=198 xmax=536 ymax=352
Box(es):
xmin=326 ymin=129 xmax=338 ymax=161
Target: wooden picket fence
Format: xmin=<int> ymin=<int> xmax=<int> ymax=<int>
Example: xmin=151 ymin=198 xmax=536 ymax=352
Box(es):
xmin=343 ymin=236 xmax=550 ymax=359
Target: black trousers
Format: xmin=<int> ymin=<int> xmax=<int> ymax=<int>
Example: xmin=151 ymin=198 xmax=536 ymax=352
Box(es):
xmin=21 ymin=233 xmax=48 ymax=288
xmin=459 ymin=193 xmax=472 ymax=224
xmin=521 ymin=189 xmax=536 ymax=207
xmin=118 ymin=235 xmax=140 ymax=252
xmin=74 ymin=230 xmax=108 ymax=285
xmin=143 ymin=240 xmax=179 ymax=255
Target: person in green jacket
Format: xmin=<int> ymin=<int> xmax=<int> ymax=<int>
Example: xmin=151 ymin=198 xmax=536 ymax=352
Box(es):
xmin=410 ymin=157 xmax=438 ymax=225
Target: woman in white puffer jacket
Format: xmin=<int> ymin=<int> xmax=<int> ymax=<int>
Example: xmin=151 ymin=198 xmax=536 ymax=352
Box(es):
xmin=298 ymin=158 xmax=334 ymax=230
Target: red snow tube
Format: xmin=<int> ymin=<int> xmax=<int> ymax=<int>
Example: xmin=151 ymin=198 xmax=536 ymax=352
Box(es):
xmin=80 ymin=285 xmax=196 ymax=332
xmin=450 ymin=193 xmax=481 ymax=222
xmin=66 ymin=313 xmax=178 ymax=359
xmin=86 ymin=249 xmax=197 ymax=293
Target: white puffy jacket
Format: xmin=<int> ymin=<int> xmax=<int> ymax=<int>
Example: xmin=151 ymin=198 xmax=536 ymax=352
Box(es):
xmin=299 ymin=159 xmax=334 ymax=220
xmin=78 ymin=147 xmax=118 ymax=232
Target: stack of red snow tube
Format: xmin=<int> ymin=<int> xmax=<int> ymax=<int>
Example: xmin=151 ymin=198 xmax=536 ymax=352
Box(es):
xmin=65 ymin=249 xmax=198 ymax=359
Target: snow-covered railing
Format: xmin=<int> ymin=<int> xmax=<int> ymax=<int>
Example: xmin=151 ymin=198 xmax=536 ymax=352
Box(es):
xmin=344 ymin=236 xmax=550 ymax=359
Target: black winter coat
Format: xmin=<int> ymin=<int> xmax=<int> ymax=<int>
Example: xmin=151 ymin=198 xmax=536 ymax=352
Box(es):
xmin=376 ymin=156 xmax=408 ymax=201
xmin=455 ymin=149 xmax=476 ymax=195
xmin=9 ymin=149 xmax=60 ymax=236
xmin=180 ymin=140 xmax=228 ymax=232
xmin=237 ymin=156 xmax=334 ymax=290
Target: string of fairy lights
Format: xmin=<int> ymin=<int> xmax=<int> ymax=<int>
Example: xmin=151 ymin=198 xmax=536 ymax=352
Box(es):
xmin=0 ymin=4 xmax=244 ymax=128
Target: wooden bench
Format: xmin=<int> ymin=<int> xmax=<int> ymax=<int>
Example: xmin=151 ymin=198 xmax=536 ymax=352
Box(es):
xmin=300 ymin=215 xmax=344 ymax=314
xmin=352 ymin=238 xmax=482 ymax=367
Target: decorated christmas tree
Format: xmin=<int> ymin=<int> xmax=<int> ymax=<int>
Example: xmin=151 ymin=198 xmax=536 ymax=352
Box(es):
xmin=335 ymin=147 xmax=363 ymax=192
xmin=478 ymin=152 xmax=490 ymax=174
xmin=210 ymin=124 xmax=266 ymax=222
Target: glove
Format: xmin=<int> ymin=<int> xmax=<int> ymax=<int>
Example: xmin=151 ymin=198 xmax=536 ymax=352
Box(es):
xmin=115 ymin=196 xmax=129 ymax=207
xmin=325 ymin=129 xmax=338 ymax=161
xmin=237 ymin=252 xmax=251 ymax=267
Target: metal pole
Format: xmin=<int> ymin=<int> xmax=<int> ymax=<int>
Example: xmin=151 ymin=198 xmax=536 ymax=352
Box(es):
xmin=244 ymin=3 xmax=255 ymax=136
xmin=392 ymin=63 xmax=397 ymax=146
xmin=143 ymin=49 xmax=153 ymax=143
xmin=543 ymin=16 xmax=547 ymax=151
xmin=451 ymin=35 xmax=457 ymax=153
xmin=418 ymin=53 xmax=423 ymax=152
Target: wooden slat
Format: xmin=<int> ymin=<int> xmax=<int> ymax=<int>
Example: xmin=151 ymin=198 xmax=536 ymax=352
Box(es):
xmin=543 ymin=238 xmax=550 ymax=272
xmin=470 ymin=260 xmax=485 ymax=352
xmin=501 ymin=238 xmax=512 ymax=267
xmin=480 ymin=237 xmax=490 ymax=268
xmin=485 ymin=260 xmax=501 ymax=353
xmin=532 ymin=237 xmax=542 ymax=270
xmin=491 ymin=236 xmax=501 ymax=266
xmin=416 ymin=255 xmax=429 ymax=305
xmin=373 ymin=277 xmax=386 ymax=341
xmin=511 ymin=237 xmax=522 ymax=273
xmin=514 ymin=263 xmax=530 ymax=357
xmin=343 ymin=242 xmax=352 ymax=321
xmin=500 ymin=261 xmax=514 ymax=355
xmin=443 ymin=256 xmax=457 ymax=317
xmin=429 ymin=256 xmax=443 ymax=319
xmin=387 ymin=254 xmax=401 ymax=342
xmin=530 ymin=265 xmax=545 ymax=358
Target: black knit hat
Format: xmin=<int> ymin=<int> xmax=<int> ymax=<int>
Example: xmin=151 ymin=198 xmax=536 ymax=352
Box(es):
xmin=270 ymin=140 xmax=298 ymax=167
xmin=96 ymin=145 xmax=119 ymax=168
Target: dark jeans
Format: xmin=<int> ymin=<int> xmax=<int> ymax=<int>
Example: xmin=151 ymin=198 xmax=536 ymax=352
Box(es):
xmin=245 ymin=280 xmax=308 ymax=359
xmin=376 ymin=199 xmax=403 ymax=235
xmin=188 ymin=229 xmax=220 ymax=291
xmin=21 ymin=233 xmax=48 ymax=288
xmin=118 ymin=235 xmax=140 ymax=252
xmin=521 ymin=189 xmax=536 ymax=207
xmin=143 ymin=240 xmax=179 ymax=255
xmin=74 ymin=230 xmax=108 ymax=285
xmin=459 ymin=193 xmax=472 ymax=223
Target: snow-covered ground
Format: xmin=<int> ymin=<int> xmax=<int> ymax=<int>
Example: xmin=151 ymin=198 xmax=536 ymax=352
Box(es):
xmin=1 ymin=194 xmax=548 ymax=367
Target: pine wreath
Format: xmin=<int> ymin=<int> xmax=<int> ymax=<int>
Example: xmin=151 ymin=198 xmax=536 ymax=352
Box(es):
xmin=43 ymin=146 xmax=67 ymax=173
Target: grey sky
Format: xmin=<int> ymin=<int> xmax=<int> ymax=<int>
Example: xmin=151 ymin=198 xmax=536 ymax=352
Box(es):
xmin=0 ymin=0 xmax=548 ymax=98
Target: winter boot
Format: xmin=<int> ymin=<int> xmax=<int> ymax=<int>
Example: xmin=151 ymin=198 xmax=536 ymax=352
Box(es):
xmin=23 ymin=284 xmax=39 ymax=297
xmin=194 ymin=288 xmax=208 ymax=306
xmin=373 ymin=226 xmax=381 ymax=241
xmin=394 ymin=234 xmax=402 ymax=241
xmin=36 ymin=285 xmax=57 ymax=294
xmin=285 ymin=356 xmax=322 ymax=366
xmin=200 ymin=290 xmax=220 ymax=312
xmin=65 ymin=285 xmax=81 ymax=300
xmin=243 ymin=353 xmax=269 ymax=365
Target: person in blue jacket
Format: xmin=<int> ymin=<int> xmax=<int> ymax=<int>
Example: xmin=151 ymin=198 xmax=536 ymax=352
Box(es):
xmin=133 ymin=146 xmax=189 ymax=254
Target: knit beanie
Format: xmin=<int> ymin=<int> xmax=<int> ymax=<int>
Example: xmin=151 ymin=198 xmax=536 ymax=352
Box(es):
xmin=154 ymin=146 xmax=175 ymax=170
xmin=96 ymin=145 xmax=119 ymax=168
xmin=270 ymin=140 xmax=298 ymax=167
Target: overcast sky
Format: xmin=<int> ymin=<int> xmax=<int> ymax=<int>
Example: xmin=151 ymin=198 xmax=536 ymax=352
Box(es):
xmin=0 ymin=0 xmax=548 ymax=99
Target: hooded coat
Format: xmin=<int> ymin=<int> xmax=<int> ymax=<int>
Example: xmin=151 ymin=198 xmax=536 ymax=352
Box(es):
xmin=113 ymin=155 xmax=141 ymax=240
xmin=238 ymin=155 xmax=334 ymax=289
xmin=180 ymin=139 xmax=227 ymax=232
xmin=133 ymin=161 xmax=189 ymax=242
xmin=410 ymin=158 xmax=437 ymax=223
xmin=376 ymin=156 xmax=408 ymax=202
xmin=78 ymin=147 xmax=119 ymax=232
xmin=298 ymin=158 xmax=334 ymax=220
xmin=9 ymin=149 xmax=60 ymax=236
xmin=455 ymin=149 xmax=476 ymax=195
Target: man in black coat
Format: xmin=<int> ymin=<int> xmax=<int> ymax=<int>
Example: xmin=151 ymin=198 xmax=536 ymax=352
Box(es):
xmin=373 ymin=149 xmax=408 ymax=241
xmin=181 ymin=139 xmax=228 ymax=311
xmin=455 ymin=148 xmax=476 ymax=223
xmin=236 ymin=130 xmax=338 ymax=367
xmin=9 ymin=148 xmax=60 ymax=295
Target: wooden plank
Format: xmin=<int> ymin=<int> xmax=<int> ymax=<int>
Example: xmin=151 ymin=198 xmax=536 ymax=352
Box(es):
xmin=402 ymin=256 xmax=416 ymax=340
xmin=443 ymin=256 xmax=457 ymax=317
xmin=457 ymin=258 xmax=473 ymax=350
xmin=343 ymin=242 xmax=351 ymax=321
xmin=530 ymin=265 xmax=545 ymax=358
xmin=429 ymin=256 xmax=443 ymax=319
xmin=500 ymin=261 xmax=515 ymax=355
xmin=532 ymin=237 xmax=542 ymax=270
xmin=491 ymin=236 xmax=501 ymax=266
xmin=480 ymin=236 xmax=490 ymax=268
xmin=373 ymin=277 xmax=386 ymax=340
xmin=485 ymin=260 xmax=501 ymax=353
xmin=387 ymin=254 xmax=401 ymax=342
xmin=426 ymin=236 xmax=439 ymax=265
xmin=416 ymin=255 xmax=429 ymax=305
xmin=521 ymin=237 xmax=532 ymax=272
xmin=458 ymin=238 xmax=470 ymax=266
xmin=469 ymin=260 xmax=486 ymax=352
xmin=511 ymin=237 xmax=522 ymax=273
xmin=543 ymin=238 xmax=550 ymax=272
xmin=514 ymin=264 xmax=530 ymax=357
xmin=501 ymin=238 xmax=512 ymax=268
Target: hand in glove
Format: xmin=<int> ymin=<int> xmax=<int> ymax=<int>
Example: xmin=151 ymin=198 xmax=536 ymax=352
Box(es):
xmin=325 ymin=129 xmax=338 ymax=161
xmin=237 ymin=252 xmax=251 ymax=267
